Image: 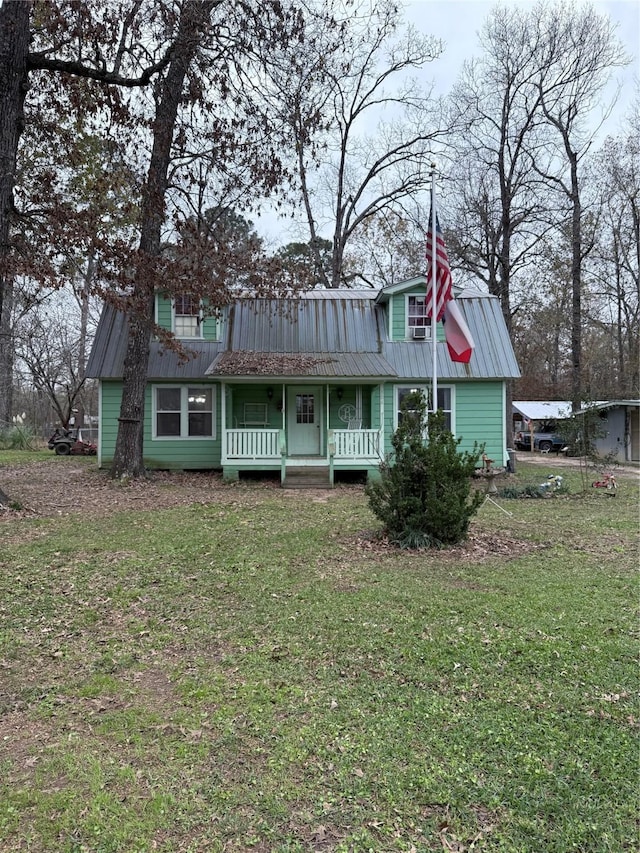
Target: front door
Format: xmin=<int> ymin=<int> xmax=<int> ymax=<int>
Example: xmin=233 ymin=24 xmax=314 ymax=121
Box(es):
xmin=287 ymin=386 xmax=322 ymax=455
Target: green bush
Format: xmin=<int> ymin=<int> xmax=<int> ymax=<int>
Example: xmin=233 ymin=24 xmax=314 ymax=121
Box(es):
xmin=0 ymin=424 xmax=35 ymax=451
xmin=366 ymin=391 xmax=484 ymax=549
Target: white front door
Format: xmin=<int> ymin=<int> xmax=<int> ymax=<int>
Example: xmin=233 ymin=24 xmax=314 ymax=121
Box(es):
xmin=287 ymin=386 xmax=322 ymax=455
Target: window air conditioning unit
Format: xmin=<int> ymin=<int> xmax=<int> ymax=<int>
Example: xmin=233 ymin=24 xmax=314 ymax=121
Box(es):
xmin=411 ymin=326 xmax=428 ymax=340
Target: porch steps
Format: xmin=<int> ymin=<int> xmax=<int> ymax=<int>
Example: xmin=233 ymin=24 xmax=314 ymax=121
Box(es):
xmin=282 ymin=466 xmax=332 ymax=488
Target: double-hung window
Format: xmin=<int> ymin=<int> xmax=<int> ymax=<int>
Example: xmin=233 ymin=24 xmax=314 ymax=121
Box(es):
xmin=407 ymin=295 xmax=432 ymax=337
xmin=155 ymin=386 xmax=214 ymax=438
xmin=174 ymin=294 xmax=202 ymax=338
xmin=396 ymin=385 xmax=453 ymax=433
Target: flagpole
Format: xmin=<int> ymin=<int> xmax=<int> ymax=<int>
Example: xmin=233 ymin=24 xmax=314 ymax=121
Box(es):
xmin=430 ymin=164 xmax=437 ymax=414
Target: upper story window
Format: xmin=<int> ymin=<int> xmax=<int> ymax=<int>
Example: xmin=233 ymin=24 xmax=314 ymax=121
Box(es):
xmin=174 ymin=294 xmax=202 ymax=338
xmin=406 ymin=295 xmax=432 ymax=338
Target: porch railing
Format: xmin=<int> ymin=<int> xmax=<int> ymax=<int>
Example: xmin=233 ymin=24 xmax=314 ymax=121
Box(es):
xmin=331 ymin=429 xmax=382 ymax=460
xmin=224 ymin=428 xmax=281 ymax=460
xmin=223 ymin=427 xmax=383 ymax=463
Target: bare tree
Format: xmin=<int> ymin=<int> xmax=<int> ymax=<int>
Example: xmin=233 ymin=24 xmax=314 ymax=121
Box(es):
xmin=445 ymin=4 xmax=558 ymax=332
xmin=587 ymin=106 xmax=640 ymax=397
xmin=15 ymin=296 xmax=88 ymax=430
xmin=263 ymin=0 xmax=444 ymax=288
xmin=529 ymin=1 xmax=627 ymax=409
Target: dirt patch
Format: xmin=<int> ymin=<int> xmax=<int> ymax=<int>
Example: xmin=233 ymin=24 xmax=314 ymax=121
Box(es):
xmin=0 ymin=459 xmax=277 ymax=520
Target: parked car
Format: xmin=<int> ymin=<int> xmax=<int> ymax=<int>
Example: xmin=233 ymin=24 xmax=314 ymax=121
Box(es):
xmin=515 ymin=423 xmax=567 ymax=453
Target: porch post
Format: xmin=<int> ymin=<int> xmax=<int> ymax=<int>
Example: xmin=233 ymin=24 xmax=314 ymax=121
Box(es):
xmin=379 ymin=382 xmax=385 ymax=456
xmin=220 ymin=381 xmax=227 ymax=463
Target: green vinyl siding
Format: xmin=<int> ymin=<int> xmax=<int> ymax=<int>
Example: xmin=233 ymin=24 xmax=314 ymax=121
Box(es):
xmin=229 ymin=386 xmax=283 ymax=429
xmin=98 ymin=381 xmax=222 ymax=470
xmin=455 ymin=381 xmax=505 ymax=464
xmin=380 ymin=380 xmax=506 ymax=465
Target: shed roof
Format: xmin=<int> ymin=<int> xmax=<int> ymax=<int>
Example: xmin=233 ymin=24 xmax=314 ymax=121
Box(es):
xmin=512 ymin=401 xmax=573 ymax=421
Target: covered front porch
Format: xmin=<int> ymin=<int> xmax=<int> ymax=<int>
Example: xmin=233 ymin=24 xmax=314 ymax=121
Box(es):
xmin=219 ymin=381 xmax=385 ymax=484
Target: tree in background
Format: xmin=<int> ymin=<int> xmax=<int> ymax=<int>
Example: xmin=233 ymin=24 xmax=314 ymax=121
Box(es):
xmin=587 ymin=105 xmax=639 ymax=398
xmin=445 ymin=3 xmax=551 ymax=332
xmin=530 ymin=1 xmax=627 ymax=410
xmin=264 ymin=0 xmax=444 ymax=288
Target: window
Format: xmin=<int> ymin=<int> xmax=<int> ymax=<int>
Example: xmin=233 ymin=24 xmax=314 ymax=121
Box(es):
xmin=396 ymin=385 xmax=453 ymax=433
xmin=174 ymin=294 xmax=202 ymax=338
xmin=407 ymin=295 xmax=432 ymax=337
xmin=296 ymin=393 xmax=314 ymax=424
xmin=155 ymin=386 xmax=214 ymax=438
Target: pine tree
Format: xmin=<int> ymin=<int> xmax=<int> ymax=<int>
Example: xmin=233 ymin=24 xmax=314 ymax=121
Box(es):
xmin=366 ymin=391 xmax=484 ymax=549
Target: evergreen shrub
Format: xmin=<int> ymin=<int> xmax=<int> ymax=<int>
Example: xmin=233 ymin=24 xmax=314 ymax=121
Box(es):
xmin=366 ymin=391 xmax=484 ymax=549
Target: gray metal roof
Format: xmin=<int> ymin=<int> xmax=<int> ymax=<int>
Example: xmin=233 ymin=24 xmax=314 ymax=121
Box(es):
xmin=228 ymin=298 xmax=382 ymax=353
xmin=87 ymin=290 xmax=520 ymax=382
xmin=86 ymin=305 xmax=225 ymax=380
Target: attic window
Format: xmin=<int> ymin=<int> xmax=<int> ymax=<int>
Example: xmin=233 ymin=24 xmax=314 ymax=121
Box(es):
xmin=407 ymin=295 xmax=432 ymax=335
xmin=174 ymin=294 xmax=202 ymax=338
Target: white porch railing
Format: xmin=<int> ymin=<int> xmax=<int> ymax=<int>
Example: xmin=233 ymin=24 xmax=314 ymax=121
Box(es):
xmin=223 ymin=427 xmax=382 ymax=463
xmin=225 ymin=428 xmax=281 ymax=460
xmin=331 ymin=429 xmax=382 ymax=460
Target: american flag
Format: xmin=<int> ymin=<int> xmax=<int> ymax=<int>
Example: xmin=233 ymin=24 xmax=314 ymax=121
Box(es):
xmin=425 ymin=208 xmax=452 ymax=321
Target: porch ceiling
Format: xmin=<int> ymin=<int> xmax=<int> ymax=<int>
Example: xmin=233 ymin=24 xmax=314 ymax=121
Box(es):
xmin=205 ymin=350 xmax=397 ymax=378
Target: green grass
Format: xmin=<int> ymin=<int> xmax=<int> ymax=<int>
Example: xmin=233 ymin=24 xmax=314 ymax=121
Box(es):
xmin=0 ymin=460 xmax=638 ymax=852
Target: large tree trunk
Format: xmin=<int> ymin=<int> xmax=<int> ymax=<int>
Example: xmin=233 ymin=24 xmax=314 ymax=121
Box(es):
xmin=111 ymin=0 xmax=214 ymax=479
xmin=0 ymin=275 xmax=14 ymax=427
xmin=0 ymin=1 xmax=30 ymax=429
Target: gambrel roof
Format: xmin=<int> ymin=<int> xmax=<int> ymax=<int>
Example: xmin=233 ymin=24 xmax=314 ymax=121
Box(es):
xmin=87 ymin=285 xmax=520 ymax=382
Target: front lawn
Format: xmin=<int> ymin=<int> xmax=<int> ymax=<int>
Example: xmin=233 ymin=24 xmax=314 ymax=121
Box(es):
xmin=0 ymin=458 xmax=638 ymax=852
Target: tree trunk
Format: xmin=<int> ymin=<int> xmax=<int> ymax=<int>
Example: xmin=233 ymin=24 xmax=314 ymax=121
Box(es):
xmin=0 ymin=275 xmax=14 ymax=426
xmin=569 ymin=151 xmax=581 ymax=411
xmin=111 ymin=0 xmax=214 ymax=478
xmin=0 ymin=1 xmax=30 ymax=428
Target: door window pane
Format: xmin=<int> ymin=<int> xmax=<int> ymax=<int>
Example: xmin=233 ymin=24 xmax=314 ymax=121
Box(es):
xmin=296 ymin=394 xmax=314 ymax=424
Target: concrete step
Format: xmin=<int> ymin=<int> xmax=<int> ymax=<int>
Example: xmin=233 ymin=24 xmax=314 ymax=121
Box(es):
xmin=283 ymin=466 xmax=331 ymax=488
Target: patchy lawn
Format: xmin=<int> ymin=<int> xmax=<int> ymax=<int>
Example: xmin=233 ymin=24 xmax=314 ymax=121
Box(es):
xmin=0 ymin=455 xmax=638 ymax=852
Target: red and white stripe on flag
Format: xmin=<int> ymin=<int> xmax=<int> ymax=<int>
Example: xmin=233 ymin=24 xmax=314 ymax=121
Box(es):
xmin=425 ymin=212 xmax=453 ymax=321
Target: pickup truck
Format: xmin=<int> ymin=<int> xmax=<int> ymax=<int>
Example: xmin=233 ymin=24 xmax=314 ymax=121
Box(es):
xmin=515 ymin=429 xmax=567 ymax=453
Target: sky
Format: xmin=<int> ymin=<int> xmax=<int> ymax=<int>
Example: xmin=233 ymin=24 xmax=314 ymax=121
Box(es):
xmin=406 ymin=0 xmax=639 ymax=120
xmin=257 ymin=0 xmax=639 ymax=245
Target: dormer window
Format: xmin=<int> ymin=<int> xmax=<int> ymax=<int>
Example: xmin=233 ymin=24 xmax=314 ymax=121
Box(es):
xmin=174 ymin=294 xmax=202 ymax=338
xmin=407 ymin=295 xmax=432 ymax=338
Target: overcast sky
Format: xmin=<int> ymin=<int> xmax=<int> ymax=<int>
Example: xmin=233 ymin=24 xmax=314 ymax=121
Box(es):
xmin=406 ymin=0 xmax=639 ymax=131
xmin=258 ymin=0 xmax=639 ymax=245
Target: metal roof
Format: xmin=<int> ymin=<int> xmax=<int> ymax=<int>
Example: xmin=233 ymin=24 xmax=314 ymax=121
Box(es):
xmin=514 ymin=400 xmax=640 ymax=421
xmin=86 ymin=305 xmax=225 ymax=380
xmin=87 ymin=290 xmax=520 ymax=382
xmin=227 ymin=298 xmax=382 ymax=353
xmin=512 ymin=401 xmax=574 ymax=421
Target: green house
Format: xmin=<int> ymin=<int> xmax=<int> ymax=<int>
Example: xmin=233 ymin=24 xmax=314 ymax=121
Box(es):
xmin=86 ymin=276 xmax=520 ymax=485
